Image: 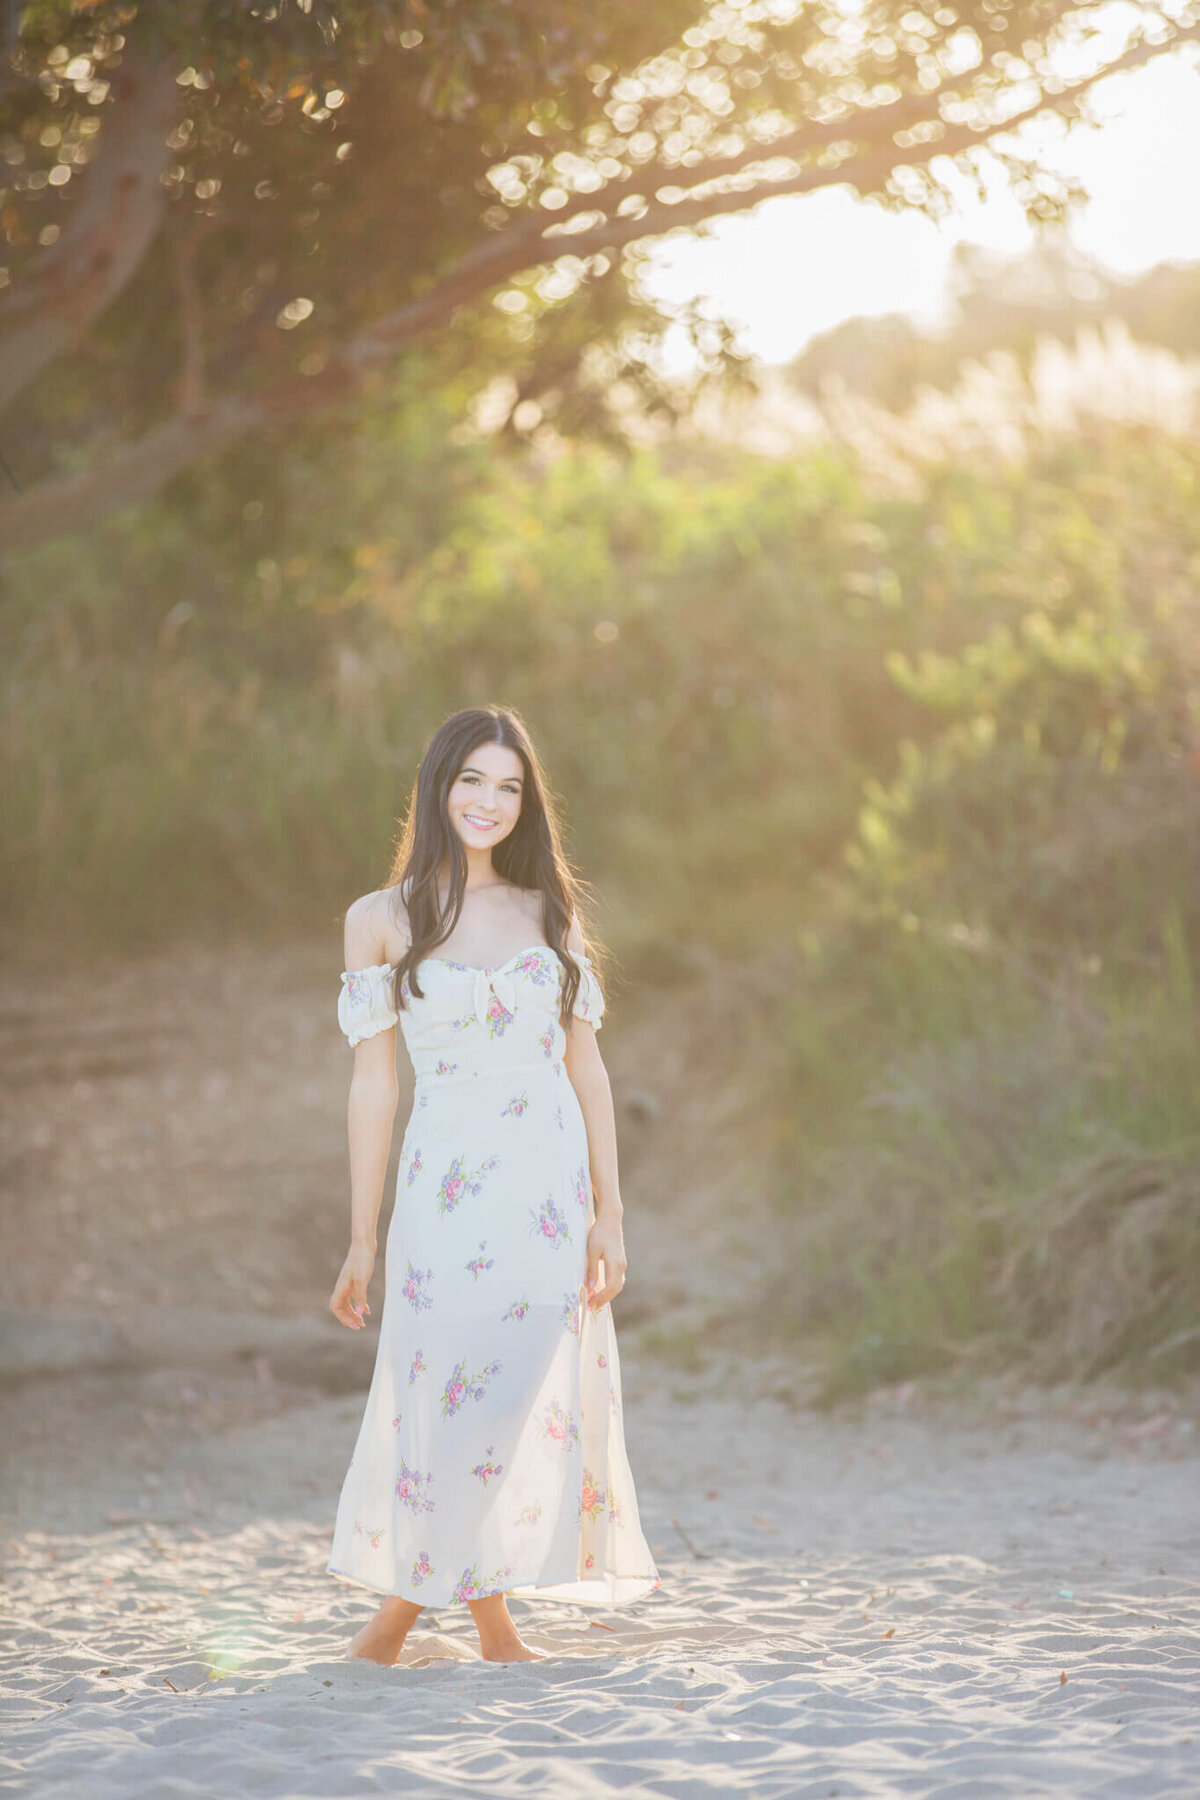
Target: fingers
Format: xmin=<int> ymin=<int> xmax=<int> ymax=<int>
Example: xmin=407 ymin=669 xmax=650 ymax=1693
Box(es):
xmin=329 ymin=1275 xmax=371 ymax=1330
xmin=587 ymin=1258 xmax=626 ymax=1311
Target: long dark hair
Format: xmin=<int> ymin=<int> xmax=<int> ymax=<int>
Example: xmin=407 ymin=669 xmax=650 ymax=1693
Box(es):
xmin=384 ymin=707 xmax=596 ymax=1027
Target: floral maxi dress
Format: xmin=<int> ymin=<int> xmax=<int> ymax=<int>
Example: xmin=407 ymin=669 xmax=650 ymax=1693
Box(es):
xmin=327 ymin=946 xmax=661 ymax=1609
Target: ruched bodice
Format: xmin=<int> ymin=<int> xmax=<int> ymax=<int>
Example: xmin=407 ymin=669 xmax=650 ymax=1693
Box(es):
xmin=338 ymin=946 xmax=604 ymax=1081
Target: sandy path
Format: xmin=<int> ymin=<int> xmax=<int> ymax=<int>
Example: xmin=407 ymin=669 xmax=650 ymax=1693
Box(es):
xmin=3 ymin=940 xmax=1199 ymax=1794
xmin=4 ymin=1363 xmax=1199 ymax=1799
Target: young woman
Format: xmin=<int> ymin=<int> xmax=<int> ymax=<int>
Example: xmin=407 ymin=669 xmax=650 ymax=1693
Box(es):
xmin=326 ymin=706 xmax=660 ymax=1664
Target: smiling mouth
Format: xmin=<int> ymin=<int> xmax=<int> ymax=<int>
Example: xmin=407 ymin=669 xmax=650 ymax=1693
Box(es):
xmin=463 ymin=814 xmax=498 ymax=830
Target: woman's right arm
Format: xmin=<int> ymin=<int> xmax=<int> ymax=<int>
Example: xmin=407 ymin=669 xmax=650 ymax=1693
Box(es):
xmin=329 ymin=893 xmax=402 ymax=1330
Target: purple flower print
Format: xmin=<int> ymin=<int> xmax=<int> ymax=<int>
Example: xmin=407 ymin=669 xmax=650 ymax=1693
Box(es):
xmin=484 ymin=992 xmax=515 ymax=1039
xmin=434 ymin=1059 xmax=459 ymax=1076
xmin=560 ymin=1289 xmax=581 ymax=1337
xmin=416 ymin=1093 xmax=429 ymax=1112
xmin=395 ymin=1459 xmax=435 ymax=1513
xmin=537 ymin=1397 xmax=580 ymax=1451
xmin=472 ymin=1445 xmax=505 ymax=1485
xmin=409 ymin=1347 xmax=426 ymax=1384
xmin=529 ymin=1194 xmax=572 ymax=1248
xmin=554 ymin=1102 xmax=564 ymax=1133
xmin=513 ymin=950 xmax=555 ymax=986
xmin=451 ymin=1562 xmax=515 ymax=1604
xmin=580 ymin=1470 xmax=608 ymax=1523
xmin=515 ymin=1501 xmax=543 ymax=1527
xmin=538 ymin=1027 xmax=555 ymax=1060
xmin=465 ymin=1240 xmax=495 ymax=1281
xmin=437 ymin=1153 xmax=500 ymax=1217
xmin=501 ymin=1092 xmax=530 ymax=1119
xmin=402 ymin=1261 xmax=433 ymax=1313
xmin=440 ymin=1356 xmax=502 ymax=1421
xmin=411 ymin=1550 xmax=433 ymax=1588
xmin=354 ymin=1521 xmax=385 ymax=1549
xmin=406 ymin=1148 xmax=423 ymax=1187
xmin=572 ymin=1160 xmax=590 ymax=1211
xmin=502 ymin=1298 xmax=530 ymax=1323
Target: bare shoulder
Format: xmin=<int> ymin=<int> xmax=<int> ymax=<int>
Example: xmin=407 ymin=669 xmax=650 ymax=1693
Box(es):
xmin=343 ymin=887 xmax=410 ymax=970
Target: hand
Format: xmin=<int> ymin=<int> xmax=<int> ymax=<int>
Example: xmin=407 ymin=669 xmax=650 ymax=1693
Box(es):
xmin=585 ymin=1215 xmax=627 ymax=1312
xmin=330 ymin=1242 xmax=375 ymax=1330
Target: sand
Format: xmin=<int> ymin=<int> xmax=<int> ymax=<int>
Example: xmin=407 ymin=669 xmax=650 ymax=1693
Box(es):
xmin=3 ymin=940 xmax=1199 ymax=1795
xmin=3 ymin=1360 xmax=1199 ymax=1800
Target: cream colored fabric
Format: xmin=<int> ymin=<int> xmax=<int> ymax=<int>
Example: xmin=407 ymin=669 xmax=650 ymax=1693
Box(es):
xmin=327 ymin=945 xmax=656 ymax=1608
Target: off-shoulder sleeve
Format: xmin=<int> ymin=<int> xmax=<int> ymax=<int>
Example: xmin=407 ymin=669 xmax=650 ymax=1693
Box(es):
xmin=337 ymin=963 xmax=399 ymax=1047
xmin=571 ymin=952 xmax=605 ymax=1030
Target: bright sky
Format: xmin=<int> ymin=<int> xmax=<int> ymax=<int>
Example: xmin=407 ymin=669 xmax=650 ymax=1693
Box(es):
xmin=640 ymin=54 xmax=1200 ymax=371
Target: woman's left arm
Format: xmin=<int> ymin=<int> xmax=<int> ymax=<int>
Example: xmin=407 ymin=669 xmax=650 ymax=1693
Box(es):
xmin=564 ymin=1016 xmax=627 ymax=1313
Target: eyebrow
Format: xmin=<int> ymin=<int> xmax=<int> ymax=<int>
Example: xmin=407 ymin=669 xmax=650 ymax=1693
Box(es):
xmin=461 ymin=765 xmax=523 ymax=784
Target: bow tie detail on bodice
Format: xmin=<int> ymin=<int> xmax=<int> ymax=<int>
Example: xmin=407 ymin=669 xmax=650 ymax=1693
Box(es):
xmin=473 ymin=965 xmax=517 ymax=1030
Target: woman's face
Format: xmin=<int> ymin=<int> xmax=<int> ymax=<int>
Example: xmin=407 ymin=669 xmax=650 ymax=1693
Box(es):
xmin=447 ymin=741 xmax=525 ymax=853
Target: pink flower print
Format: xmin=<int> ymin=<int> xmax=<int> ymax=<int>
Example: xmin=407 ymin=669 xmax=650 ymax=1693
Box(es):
xmin=402 ymin=1261 xmax=433 ymax=1313
xmin=580 ymin=1469 xmax=607 ymax=1523
xmin=411 ymin=1550 xmax=433 ymax=1589
xmin=451 ymin=1562 xmax=514 ymax=1604
xmin=584 ymin=1552 xmax=595 ymax=1570
xmin=465 ymin=1240 xmax=495 ymax=1281
xmin=448 ymin=1015 xmax=473 ymax=1034
xmin=395 ymin=1459 xmax=435 ymax=1514
xmin=572 ymin=1160 xmax=590 ymax=1211
xmin=354 ymin=1521 xmax=385 ymax=1550
xmin=501 ymin=1092 xmax=530 ymax=1119
xmin=538 ymin=1027 xmax=555 ymax=1059
xmin=529 ymin=1194 xmax=571 ymax=1247
xmin=405 ymin=1148 xmax=423 ymax=1188
xmin=391 ymin=1413 xmax=402 ymax=1431
xmin=437 ymin=1153 xmax=500 ymax=1216
xmin=484 ymin=992 xmax=515 ymax=1039
xmin=561 ymin=1290 xmax=581 ymax=1337
xmin=515 ymin=1500 xmax=543 ymax=1527
xmin=408 ymin=1347 xmax=426 ymax=1384
xmin=514 ymin=950 xmax=555 ymax=986
xmin=472 ymin=1445 xmax=505 ymax=1485
xmin=440 ymin=1356 xmax=502 ymax=1420
xmin=596 ymin=1353 xmax=607 ymax=1369
xmin=502 ymin=1298 xmax=530 ymax=1322
xmin=434 ymin=1059 xmax=458 ymax=1076
xmin=538 ymin=1397 xmax=580 ymax=1450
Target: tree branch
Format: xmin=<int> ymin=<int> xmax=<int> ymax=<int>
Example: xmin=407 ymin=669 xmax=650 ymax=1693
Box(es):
xmin=0 ymin=44 xmax=179 ymax=415
xmin=1 ymin=22 xmax=1195 ymax=555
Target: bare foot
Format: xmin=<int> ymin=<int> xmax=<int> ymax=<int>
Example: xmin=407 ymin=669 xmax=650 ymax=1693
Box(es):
xmin=466 ymin=1591 xmax=547 ymax=1662
xmin=480 ymin=1635 xmax=546 ymax=1663
xmin=348 ymin=1597 xmax=423 ymax=1665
